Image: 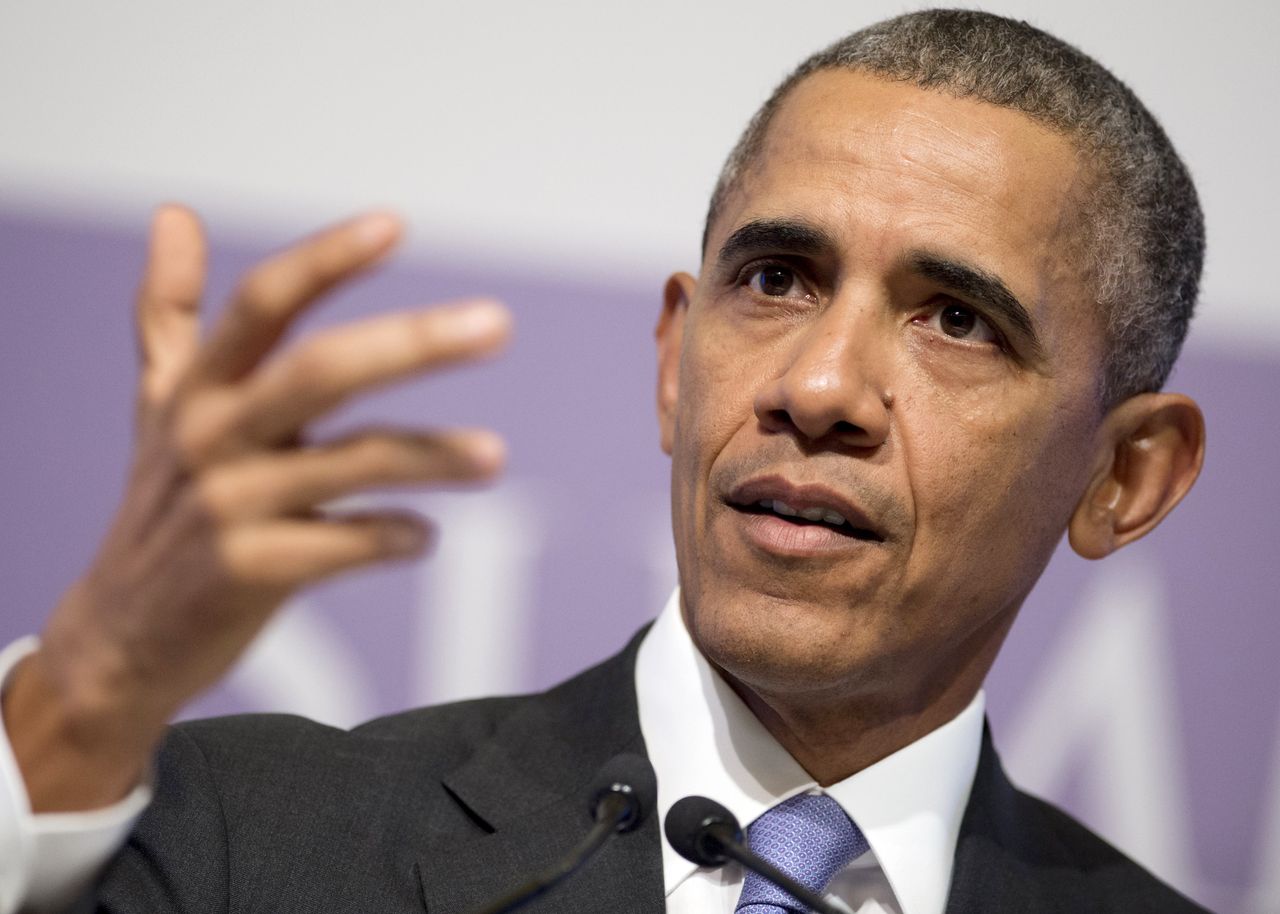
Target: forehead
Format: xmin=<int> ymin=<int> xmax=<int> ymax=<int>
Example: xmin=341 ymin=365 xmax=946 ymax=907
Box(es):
xmin=721 ymin=69 xmax=1089 ymax=305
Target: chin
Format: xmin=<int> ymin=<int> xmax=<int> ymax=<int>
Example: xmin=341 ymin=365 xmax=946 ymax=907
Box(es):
xmin=682 ymin=584 xmax=897 ymax=698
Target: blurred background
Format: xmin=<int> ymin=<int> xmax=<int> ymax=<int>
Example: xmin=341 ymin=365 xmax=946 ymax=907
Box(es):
xmin=1 ymin=2 xmax=1277 ymax=910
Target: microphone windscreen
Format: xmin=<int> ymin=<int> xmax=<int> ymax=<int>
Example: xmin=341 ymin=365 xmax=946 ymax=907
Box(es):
xmin=663 ymin=795 xmax=742 ymax=867
xmin=587 ymin=753 xmax=657 ymax=833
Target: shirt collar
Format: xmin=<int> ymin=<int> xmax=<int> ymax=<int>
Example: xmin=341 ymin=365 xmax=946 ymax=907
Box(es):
xmin=635 ymin=588 xmax=985 ymax=914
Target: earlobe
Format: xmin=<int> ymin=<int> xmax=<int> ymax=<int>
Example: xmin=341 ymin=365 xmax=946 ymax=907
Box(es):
xmin=655 ymin=273 xmax=695 ymax=455
xmin=1068 ymin=393 xmax=1205 ymax=559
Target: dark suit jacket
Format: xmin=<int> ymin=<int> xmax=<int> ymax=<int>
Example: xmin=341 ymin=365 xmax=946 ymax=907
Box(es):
xmin=90 ymin=629 xmax=1210 ymax=913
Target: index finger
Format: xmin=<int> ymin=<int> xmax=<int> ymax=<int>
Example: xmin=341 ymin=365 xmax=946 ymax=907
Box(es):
xmin=193 ymin=212 xmax=402 ymax=383
xmin=233 ymin=299 xmax=513 ymax=447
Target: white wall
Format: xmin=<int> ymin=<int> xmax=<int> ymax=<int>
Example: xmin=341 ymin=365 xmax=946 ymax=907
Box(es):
xmin=0 ymin=0 xmax=1275 ymax=349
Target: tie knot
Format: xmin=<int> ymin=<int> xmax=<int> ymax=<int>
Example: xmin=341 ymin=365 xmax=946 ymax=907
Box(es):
xmin=735 ymin=794 xmax=868 ymax=913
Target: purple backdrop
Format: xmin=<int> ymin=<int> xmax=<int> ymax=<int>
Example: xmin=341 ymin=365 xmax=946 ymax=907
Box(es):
xmin=2 ymin=209 xmax=1276 ymax=912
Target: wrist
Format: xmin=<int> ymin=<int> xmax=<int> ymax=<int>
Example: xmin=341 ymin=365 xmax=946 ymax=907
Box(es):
xmin=4 ymin=649 xmax=159 ymax=813
xmin=4 ymin=593 xmax=168 ymax=812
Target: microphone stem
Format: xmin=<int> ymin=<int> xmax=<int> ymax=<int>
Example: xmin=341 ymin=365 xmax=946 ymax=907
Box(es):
xmin=717 ymin=837 xmax=848 ymax=914
xmin=469 ymin=798 xmax=625 ymax=914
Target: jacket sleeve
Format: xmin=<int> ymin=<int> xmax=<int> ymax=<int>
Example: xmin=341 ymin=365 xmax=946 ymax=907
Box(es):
xmin=88 ymin=727 xmax=229 ymax=914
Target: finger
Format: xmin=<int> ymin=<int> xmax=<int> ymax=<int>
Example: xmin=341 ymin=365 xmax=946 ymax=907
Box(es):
xmin=136 ymin=205 xmax=206 ymax=412
xmin=198 ymin=428 xmax=505 ymax=521
xmin=232 ymin=299 xmax=511 ymax=448
xmin=220 ymin=512 xmax=432 ymax=587
xmin=194 ymin=212 xmax=402 ymax=383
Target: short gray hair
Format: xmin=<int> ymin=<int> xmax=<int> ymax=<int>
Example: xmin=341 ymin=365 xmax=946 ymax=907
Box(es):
xmin=704 ymin=9 xmax=1204 ymax=405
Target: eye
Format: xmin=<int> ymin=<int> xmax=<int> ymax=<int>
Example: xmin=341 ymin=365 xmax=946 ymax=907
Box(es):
xmin=746 ymin=263 xmax=802 ymax=298
xmin=925 ymin=301 xmax=1000 ymax=345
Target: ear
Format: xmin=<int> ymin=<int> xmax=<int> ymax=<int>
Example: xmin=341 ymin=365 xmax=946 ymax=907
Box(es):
xmin=656 ymin=272 xmax=695 ymax=455
xmin=1068 ymin=392 xmax=1205 ymax=559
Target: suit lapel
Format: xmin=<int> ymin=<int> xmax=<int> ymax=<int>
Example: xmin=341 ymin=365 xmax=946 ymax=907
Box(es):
xmin=943 ymin=724 xmax=1068 ymax=914
xmin=417 ymin=629 xmax=665 ymax=913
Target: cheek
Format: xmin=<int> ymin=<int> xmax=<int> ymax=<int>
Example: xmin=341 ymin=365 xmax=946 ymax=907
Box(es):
xmin=903 ymin=329 xmax=1019 ymax=394
xmin=897 ymin=377 xmax=1099 ymax=597
xmin=672 ymin=327 xmax=765 ymax=469
xmin=668 ymin=328 xmax=761 ymax=547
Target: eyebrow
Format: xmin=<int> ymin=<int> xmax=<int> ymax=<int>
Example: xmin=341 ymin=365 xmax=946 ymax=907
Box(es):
xmin=715 ymin=218 xmax=836 ymax=268
xmin=909 ymin=252 xmax=1045 ymax=360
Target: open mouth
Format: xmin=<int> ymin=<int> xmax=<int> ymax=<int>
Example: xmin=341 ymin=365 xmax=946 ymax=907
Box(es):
xmin=735 ymin=498 xmax=884 ymax=543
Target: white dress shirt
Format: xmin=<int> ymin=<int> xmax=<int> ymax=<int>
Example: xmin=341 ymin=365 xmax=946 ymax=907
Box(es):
xmin=0 ymin=593 xmax=983 ymax=913
xmin=637 ymin=590 xmax=984 ymax=914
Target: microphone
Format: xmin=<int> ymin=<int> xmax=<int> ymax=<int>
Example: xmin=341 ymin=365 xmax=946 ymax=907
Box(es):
xmin=470 ymin=753 xmax=657 ymax=914
xmin=663 ymin=795 xmax=850 ymax=914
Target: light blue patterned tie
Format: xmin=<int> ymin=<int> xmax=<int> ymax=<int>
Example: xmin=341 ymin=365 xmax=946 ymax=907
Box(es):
xmin=735 ymin=793 xmax=869 ymax=913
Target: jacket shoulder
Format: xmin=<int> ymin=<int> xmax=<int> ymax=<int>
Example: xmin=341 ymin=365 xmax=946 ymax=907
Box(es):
xmin=950 ymin=729 xmax=1214 ymax=913
xmin=172 ymin=690 xmax=527 ymax=776
xmin=102 ymin=637 xmax=644 ymax=913
xmin=1014 ymin=790 xmax=1211 ymax=912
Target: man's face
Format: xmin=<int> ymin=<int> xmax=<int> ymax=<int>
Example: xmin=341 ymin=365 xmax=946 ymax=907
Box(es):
xmin=658 ymin=70 xmax=1110 ymax=709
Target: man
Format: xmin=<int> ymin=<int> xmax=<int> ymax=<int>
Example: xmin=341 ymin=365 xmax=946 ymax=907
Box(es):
xmin=0 ymin=9 xmax=1209 ymax=913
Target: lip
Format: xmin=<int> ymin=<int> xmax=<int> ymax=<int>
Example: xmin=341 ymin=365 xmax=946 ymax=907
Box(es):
xmin=725 ymin=474 xmax=886 ymax=552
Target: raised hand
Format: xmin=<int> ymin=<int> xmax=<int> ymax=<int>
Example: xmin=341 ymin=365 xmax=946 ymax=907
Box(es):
xmin=3 ymin=207 xmax=511 ymax=812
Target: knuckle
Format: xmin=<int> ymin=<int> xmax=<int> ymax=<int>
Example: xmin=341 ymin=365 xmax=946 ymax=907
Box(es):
xmin=172 ymin=412 xmax=217 ymax=468
xmin=171 ymin=393 xmax=237 ymax=467
xmin=190 ymin=469 xmax=239 ymax=522
xmin=410 ymin=310 xmax=454 ymax=356
xmin=234 ymin=265 xmax=295 ymax=319
xmin=348 ymin=434 xmax=395 ymax=472
xmin=221 ymin=527 xmax=298 ymax=590
xmin=217 ymin=528 xmax=266 ymax=585
xmin=169 ymin=487 xmax=224 ymax=546
xmin=289 ymin=332 xmax=343 ymax=378
xmin=377 ymin=433 xmax=418 ymax=470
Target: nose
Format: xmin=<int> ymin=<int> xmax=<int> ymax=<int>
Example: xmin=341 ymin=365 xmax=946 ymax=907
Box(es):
xmin=753 ymin=306 xmax=891 ymax=449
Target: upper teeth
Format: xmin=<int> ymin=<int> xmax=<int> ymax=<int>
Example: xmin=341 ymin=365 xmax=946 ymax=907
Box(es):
xmin=758 ymin=499 xmax=847 ymax=527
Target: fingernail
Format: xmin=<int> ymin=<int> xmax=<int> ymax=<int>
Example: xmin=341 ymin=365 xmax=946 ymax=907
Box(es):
xmin=354 ymin=212 xmax=400 ymax=248
xmin=387 ymin=521 xmax=427 ymax=555
xmin=451 ymin=300 xmax=511 ymax=340
xmin=468 ymin=430 xmax=507 ymax=473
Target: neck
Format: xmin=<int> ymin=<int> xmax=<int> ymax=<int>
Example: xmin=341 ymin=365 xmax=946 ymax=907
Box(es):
xmin=723 ymin=669 xmax=982 ymax=786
